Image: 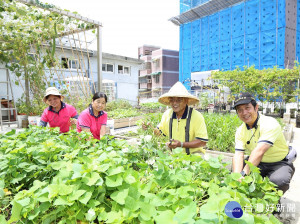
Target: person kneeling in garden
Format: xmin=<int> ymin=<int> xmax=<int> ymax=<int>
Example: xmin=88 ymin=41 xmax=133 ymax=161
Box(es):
xmin=232 ymin=92 xmax=295 ymax=194
xmin=39 ymin=87 xmax=78 ymax=133
xmin=145 ymin=81 xmax=208 ymax=155
xmin=77 ymin=92 xmax=108 ymax=140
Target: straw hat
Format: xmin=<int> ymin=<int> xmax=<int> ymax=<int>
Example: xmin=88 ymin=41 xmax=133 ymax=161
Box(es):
xmin=43 ymin=87 xmax=63 ymax=103
xmin=158 ymin=82 xmax=199 ymax=106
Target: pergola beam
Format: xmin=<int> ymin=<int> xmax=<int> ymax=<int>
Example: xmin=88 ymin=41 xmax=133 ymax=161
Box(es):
xmin=16 ymin=0 xmax=102 ymax=26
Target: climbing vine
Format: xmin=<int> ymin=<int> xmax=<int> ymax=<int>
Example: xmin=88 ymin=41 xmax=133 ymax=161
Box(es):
xmin=0 ymin=0 xmax=94 ymax=114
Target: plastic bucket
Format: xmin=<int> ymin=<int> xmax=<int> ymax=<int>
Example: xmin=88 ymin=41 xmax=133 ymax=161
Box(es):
xmin=28 ymin=116 xmax=39 ymax=126
xmin=17 ymin=115 xmax=27 ymax=128
xmin=107 ymin=119 xmax=115 ymax=135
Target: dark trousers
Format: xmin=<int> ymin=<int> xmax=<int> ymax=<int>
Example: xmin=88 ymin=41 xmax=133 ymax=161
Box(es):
xmin=244 ymin=158 xmax=295 ymax=194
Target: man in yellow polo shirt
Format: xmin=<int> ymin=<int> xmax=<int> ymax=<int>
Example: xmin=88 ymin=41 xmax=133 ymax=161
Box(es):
xmin=154 ymin=82 xmax=208 ymax=154
xmin=232 ymin=93 xmax=295 ymax=193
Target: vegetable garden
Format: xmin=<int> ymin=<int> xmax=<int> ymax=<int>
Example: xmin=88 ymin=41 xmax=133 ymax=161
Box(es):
xmin=0 ymin=126 xmax=283 ymax=223
xmin=0 ymin=1 xmax=293 ymax=223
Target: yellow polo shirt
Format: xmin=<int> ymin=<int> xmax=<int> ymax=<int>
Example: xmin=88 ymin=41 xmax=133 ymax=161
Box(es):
xmin=157 ymin=106 xmax=208 ymax=154
xmin=235 ymin=114 xmax=288 ymax=163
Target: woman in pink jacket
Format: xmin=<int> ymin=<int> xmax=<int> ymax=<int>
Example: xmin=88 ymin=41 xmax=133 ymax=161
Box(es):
xmin=77 ymin=92 xmax=108 ymax=140
xmin=40 ymin=87 xmax=78 ymax=133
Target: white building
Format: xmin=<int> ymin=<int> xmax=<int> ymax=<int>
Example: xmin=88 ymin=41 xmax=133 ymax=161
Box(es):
xmin=0 ymin=48 xmax=143 ymax=106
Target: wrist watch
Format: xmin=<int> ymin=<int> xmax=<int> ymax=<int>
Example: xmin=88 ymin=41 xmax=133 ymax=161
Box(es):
xmin=180 ymin=142 xmax=184 ymax=147
xmin=240 ymin=170 xmax=246 ymax=177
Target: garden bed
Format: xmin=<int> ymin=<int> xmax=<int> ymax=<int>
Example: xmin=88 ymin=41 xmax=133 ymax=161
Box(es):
xmin=113 ymin=116 xmax=143 ymax=129
xmin=0 ymin=127 xmax=282 ymax=223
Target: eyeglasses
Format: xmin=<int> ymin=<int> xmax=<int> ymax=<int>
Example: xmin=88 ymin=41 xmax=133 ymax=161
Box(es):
xmin=169 ymin=98 xmax=183 ymax=103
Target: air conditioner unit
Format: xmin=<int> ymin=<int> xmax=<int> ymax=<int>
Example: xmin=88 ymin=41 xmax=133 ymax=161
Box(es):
xmin=147 ymin=79 xmax=152 ymax=83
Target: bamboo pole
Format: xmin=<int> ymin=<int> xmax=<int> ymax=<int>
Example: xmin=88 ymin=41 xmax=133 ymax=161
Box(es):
xmin=83 ymin=30 xmax=96 ymax=92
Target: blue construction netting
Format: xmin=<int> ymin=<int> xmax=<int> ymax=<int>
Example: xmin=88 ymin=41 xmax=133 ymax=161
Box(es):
xmin=296 ymin=0 xmax=300 ymax=61
xmin=179 ymin=0 xmax=291 ymax=85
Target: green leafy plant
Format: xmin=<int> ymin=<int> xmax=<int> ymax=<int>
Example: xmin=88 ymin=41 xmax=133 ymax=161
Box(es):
xmin=107 ymin=108 xmax=141 ymax=119
xmin=106 ymin=99 xmax=133 ymax=112
xmin=136 ymin=112 xmax=242 ymax=153
xmin=0 ymin=0 xmax=95 ymax=115
xmin=211 ymin=65 xmax=300 ymax=111
xmin=0 ymin=126 xmax=282 ymax=223
xmin=140 ymin=102 xmax=167 ymax=112
xmin=203 ymin=113 xmax=242 ymax=152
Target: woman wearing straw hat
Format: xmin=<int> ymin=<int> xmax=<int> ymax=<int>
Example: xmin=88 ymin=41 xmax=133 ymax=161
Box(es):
xmin=39 ymin=87 xmax=78 ymax=133
xmin=147 ymin=81 xmax=208 ymax=155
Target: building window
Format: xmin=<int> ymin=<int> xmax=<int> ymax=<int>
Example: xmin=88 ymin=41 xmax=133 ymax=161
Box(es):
xmin=124 ymin=66 xmax=130 ymax=74
xmin=62 ymin=57 xmax=69 ymax=69
xmin=70 ymin=59 xmax=80 ymax=69
xmin=155 ymin=75 xmax=160 ymax=83
xmin=118 ymin=65 xmax=123 ymax=74
xmin=118 ymin=65 xmax=130 ymax=75
xmin=102 ymin=63 xmax=114 ymax=72
xmin=61 ymin=57 xmax=80 ymax=69
xmin=152 ymin=58 xmax=160 ymax=70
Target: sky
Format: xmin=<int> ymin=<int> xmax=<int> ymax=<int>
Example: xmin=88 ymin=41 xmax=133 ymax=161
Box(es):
xmin=40 ymin=0 xmax=180 ymax=59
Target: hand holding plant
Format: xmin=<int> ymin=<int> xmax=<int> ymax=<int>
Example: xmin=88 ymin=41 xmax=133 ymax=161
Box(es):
xmin=142 ymin=121 xmax=151 ymax=130
xmin=166 ymin=139 xmax=180 ymax=149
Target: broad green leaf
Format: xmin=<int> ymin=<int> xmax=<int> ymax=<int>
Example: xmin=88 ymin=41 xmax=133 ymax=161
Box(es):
xmin=99 ymin=163 xmax=110 ymax=172
xmin=154 ymin=210 xmax=176 ymax=224
xmin=72 ymin=163 xmax=83 ymax=179
xmin=175 ymin=169 xmax=193 ymax=183
xmin=48 ymin=185 xmax=59 ymax=199
xmin=85 ymin=208 xmax=96 ymax=221
xmin=97 ymin=210 xmax=108 ymax=221
xmin=110 ymin=188 xmax=129 ymax=205
xmin=16 ymin=197 xmax=30 ymax=207
xmin=107 ymin=166 xmax=124 ymax=176
xmin=83 ymin=172 xmax=101 ymax=186
xmin=208 ymin=158 xmax=222 ymax=168
xmin=0 ymin=180 xmax=4 ymax=188
xmin=39 ymin=202 xmax=51 ymax=213
xmin=125 ymin=196 xmax=140 ymax=211
xmin=50 ymin=161 xmax=67 ymax=170
xmin=79 ymin=192 xmax=92 ymax=204
xmin=53 ymin=196 xmax=73 ymax=206
xmin=69 ymin=190 xmax=86 ymax=201
xmin=87 ymin=199 xmax=101 ymax=207
xmin=174 ymin=202 xmax=197 ymax=223
xmin=173 ymin=147 xmax=184 ymax=154
xmin=30 ymin=180 xmax=47 ymax=192
xmin=124 ymin=174 xmax=136 ymax=184
xmin=249 ymin=182 xmax=256 ymax=193
xmin=36 ymin=192 xmax=49 ymax=202
xmin=139 ymin=202 xmax=156 ymax=221
xmin=106 ymin=175 xmax=123 ymax=187
xmin=0 ymin=189 xmax=4 ymax=198
xmin=243 ymin=176 xmax=253 ymax=183
xmin=0 ymin=215 xmax=7 ymax=224
xmin=8 ymin=201 xmax=22 ymax=223
xmin=105 ymin=211 xmax=122 ymax=223
xmin=57 ymin=184 xmax=73 ymax=196
xmin=231 ymin=172 xmax=242 ymax=181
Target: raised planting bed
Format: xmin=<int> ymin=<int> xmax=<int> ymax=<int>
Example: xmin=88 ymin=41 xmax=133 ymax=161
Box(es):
xmin=113 ymin=116 xmax=143 ymax=129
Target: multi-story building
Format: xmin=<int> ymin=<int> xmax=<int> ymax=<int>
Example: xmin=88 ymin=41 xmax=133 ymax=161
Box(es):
xmin=138 ymin=45 xmax=179 ymax=98
xmin=170 ymin=0 xmax=300 ymax=85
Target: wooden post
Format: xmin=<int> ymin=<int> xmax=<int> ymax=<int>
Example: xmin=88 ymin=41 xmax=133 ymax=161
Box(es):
xmin=97 ymin=26 xmax=103 ymax=92
xmin=24 ymin=67 xmax=29 ymax=119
